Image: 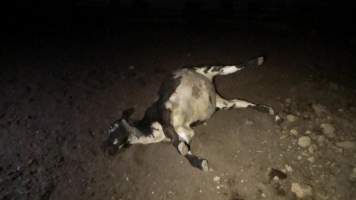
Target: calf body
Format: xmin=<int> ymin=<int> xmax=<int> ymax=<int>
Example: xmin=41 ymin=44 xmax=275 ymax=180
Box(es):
xmin=105 ymin=56 xmax=278 ymax=171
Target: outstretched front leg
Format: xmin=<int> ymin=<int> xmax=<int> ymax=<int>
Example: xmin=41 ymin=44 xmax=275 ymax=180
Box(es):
xmin=216 ymin=95 xmax=281 ymax=122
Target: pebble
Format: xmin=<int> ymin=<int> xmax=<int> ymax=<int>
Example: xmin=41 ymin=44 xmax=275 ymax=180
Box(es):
xmin=290 ymin=129 xmax=299 ymax=136
xmin=285 ymin=164 xmax=293 ymax=172
xmin=298 ymin=136 xmax=312 ymax=148
xmin=336 ymin=141 xmax=355 ymax=149
xmin=287 ymin=114 xmax=298 ymax=122
xmin=213 ymin=176 xmax=221 ymax=182
xmin=320 ymin=123 xmax=335 ymax=138
xmin=291 ymin=182 xmax=313 ymax=199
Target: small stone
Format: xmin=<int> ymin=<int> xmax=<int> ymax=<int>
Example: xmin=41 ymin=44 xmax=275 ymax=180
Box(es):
xmin=298 ymin=136 xmax=311 ymax=148
xmin=320 ymin=123 xmax=335 ymax=138
xmin=336 ymin=141 xmax=355 ymax=149
xmin=128 ymin=65 xmax=135 ymax=70
xmin=305 ymin=130 xmax=312 ymax=135
xmin=312 ymin=104 xmax=328 ymax=116
xmin=285 ymin=164 xmax=293 ymax=172
xmin=290 ymin=129 xmax=299 ymax=136
xmin=291 ymin=182 xmax=312 ymax=199
xmin=285 ymin=98 xmax=292 ymax=104
xmin=286 ymin=114 xmax=298 ymax=122
xmin=213 ymin=176 xmax=221 ymax=182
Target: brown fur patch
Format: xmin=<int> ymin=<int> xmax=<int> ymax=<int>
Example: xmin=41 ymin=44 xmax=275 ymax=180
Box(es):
xmin=192 ymin=85 xmax=202 ymax=99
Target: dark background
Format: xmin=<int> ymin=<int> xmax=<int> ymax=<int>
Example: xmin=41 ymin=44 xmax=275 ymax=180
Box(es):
xmin=1 ymin=0 xmax=355 ymax=34
xmin=1 ymin=1 xmax=356 ymax=200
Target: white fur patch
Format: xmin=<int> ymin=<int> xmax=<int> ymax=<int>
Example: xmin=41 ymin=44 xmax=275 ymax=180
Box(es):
xmin=220 ymin=65 xmax=241 ymax=75
xmin=177 ymin=132 xmax=190 ymax=143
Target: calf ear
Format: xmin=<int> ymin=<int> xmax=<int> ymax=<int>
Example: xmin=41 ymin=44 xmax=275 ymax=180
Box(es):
xmin=102 ymin=123 xmax=131 ymax=156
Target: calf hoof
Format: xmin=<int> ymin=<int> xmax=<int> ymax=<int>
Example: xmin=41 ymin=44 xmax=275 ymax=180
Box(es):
xmin=200 ymin=159 xmax=209 ymax=172
xmin=186 ymin=154 xmax=209 ymax=172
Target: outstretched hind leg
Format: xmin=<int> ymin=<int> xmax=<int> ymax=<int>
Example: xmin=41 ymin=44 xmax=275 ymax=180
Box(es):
xmin=174 ymin=126 xmax=209 ymax=171
xmin=216 ymin=95 xmax=281 ymax=122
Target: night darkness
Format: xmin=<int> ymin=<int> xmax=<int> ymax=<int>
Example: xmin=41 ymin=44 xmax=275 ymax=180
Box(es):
xmin=1 ymin=1 xmax=356 ymax=200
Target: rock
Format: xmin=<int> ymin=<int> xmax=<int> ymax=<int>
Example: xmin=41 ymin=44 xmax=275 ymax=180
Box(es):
xmin=285 ymin=164 xmax=293 ymax=172
xmin=298 ymin=136 xmax=312 ymax=148
xmin=312 ymin=104 xmax=328 ymax=116
xmin=320 ymin=123 xmax=335 ymax=138
xmin=336 ymin=141 xmax=355 ymax=149
xmin=305 ymin=130 xmax=312 ymax=135
xmin=213 ymin=176 xmax=221 ymax=182
xmin=291 ymin=182 xmax=312 ymax=199
xmin=286 ymin=114 xmax=298 ymax=122
xmin=290 ymin=129 xmax=299 ymax=136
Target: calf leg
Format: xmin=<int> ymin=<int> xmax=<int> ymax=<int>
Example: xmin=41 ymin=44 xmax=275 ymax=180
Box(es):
xmin=175 ymin=126 xmax=209 ymax=171
xmin=216 ymin=95 xmax=281 ymax=122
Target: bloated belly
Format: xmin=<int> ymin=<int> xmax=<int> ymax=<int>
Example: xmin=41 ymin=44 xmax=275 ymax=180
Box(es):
xmin=167 ymin=71 xmax=217 ymax=126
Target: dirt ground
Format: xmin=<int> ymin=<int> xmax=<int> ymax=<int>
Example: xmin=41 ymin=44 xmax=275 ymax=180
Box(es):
xmin=1 ymin=22 xmax=356 ymax=200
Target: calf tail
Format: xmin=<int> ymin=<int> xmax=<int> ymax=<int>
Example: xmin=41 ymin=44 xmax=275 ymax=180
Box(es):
xmin=219 ymin=56 xmax=265 ymax=75
xmin=193 ymin=56 xmax=265 ymax=78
